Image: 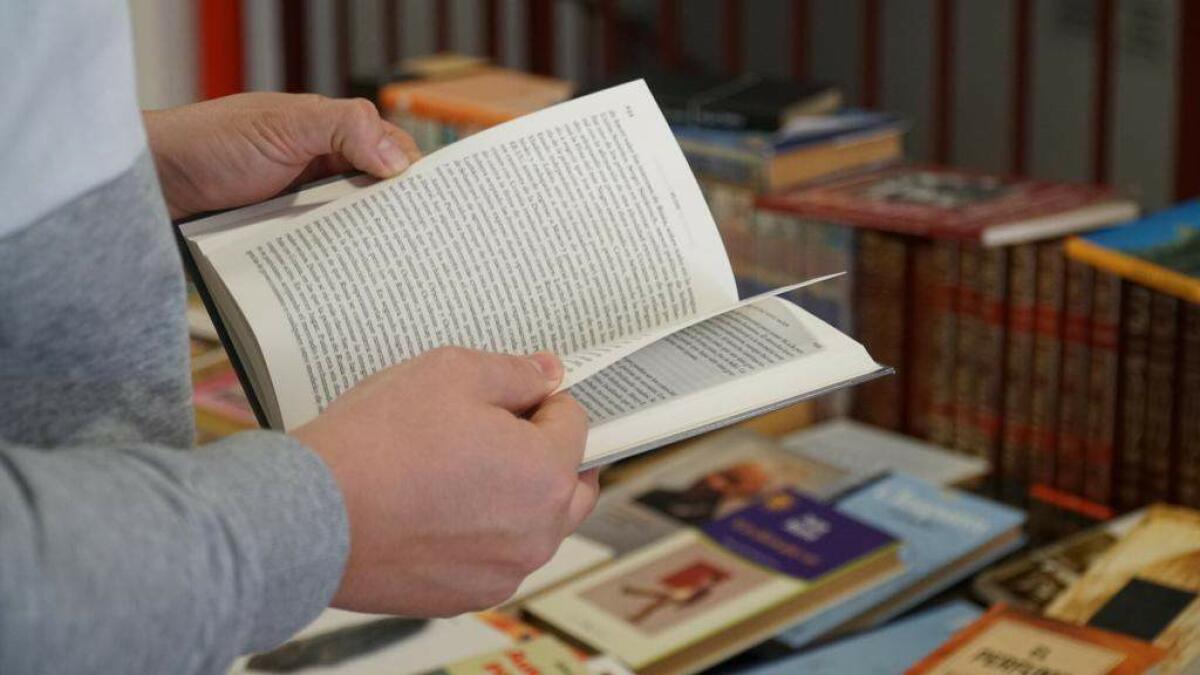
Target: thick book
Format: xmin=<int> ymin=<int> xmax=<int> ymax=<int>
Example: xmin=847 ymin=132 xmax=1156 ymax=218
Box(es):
xmin=1064 ymin=199 xmax=1200 ymax=304
xmin=525 ymin=494 xmax=901 ymax=674
xmin=1046 ymin=505 xmax=1200 ymax=674
xmin=738 ymin=601 xmax=983 ymax=675
xmin=176 ymin=81 xmax=889 ymax=471
xmin=673 ymin=111 xmax=904 ymax=192
xmin=1082 ymin=271 xmax=1122 ymax=507
xmin=771 ymin=473 xmax=1024 ymax=649
xmin=908 ymin=604 xmax=1166 ymax=674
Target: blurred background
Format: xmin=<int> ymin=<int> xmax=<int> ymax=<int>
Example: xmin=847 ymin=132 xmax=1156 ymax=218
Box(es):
xmin=132 ymin=0 xmax=1197 ymax=209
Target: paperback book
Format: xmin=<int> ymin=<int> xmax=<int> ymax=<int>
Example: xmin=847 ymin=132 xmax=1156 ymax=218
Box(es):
xmin=177 ymin=81 xmax=889 ymax=470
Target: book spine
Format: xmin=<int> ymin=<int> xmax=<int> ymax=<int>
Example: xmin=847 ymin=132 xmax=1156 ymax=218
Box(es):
xmin=1116 ymin=283 xmax=1152 ymax=510
xmin=1082 ymin=271 xmax=1122 ymax=507
xmin=1029 ymin=242 xmax=1066 ymax=489
xmin=953 ymin=245 xmax=982 ymax=455
xmin=972 ymin=247 xmax=1010 ymax=476
xmin=852 ymin=231 xmax=908 ymax=430
xmin=1000 ymin=244 xmax=1038 ymax=502
xmin=1054 ymin=259 xmax=1094 ymax=497
xmin=905 ymin=241 xmax=938 ymax=438
xmin=1142 ymin=291 xmax=1179 ymax=502
xmin=927 ymin=241 xmax=961 ymax=447
xmin=1177 ymin=303 xmax=1200 ymax=508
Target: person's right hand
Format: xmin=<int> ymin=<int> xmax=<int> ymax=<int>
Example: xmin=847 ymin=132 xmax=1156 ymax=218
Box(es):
xmin=292 ymin=347 xmax=598 ymax=617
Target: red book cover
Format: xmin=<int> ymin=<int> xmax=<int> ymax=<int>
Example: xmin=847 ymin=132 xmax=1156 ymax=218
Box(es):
xmin=1029 ymin=242 xmax=1066 ymax=489
xmin=1116 ymin=284 xmax=1152 ymax=510
xmin=1082 ymin=271 xmax=1122 ymax=506
xmin=755 ymin=165 xmax=1126 ymax=243
xmin=1055 ymin=259 xmax=1094 ymax=497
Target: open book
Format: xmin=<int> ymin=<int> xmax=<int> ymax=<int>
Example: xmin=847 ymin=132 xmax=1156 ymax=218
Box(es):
xmin=177 ymin=80 xmax=889 ymax=469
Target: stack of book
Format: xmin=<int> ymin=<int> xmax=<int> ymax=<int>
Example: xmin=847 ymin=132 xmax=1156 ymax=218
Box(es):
xmin=380 ymin=65 xmax=574 ymax=154
xmin=1042 ymin=202 xmax=1199 ymax=513
xmin=753 ymin=165 xmax=1139 ymax=506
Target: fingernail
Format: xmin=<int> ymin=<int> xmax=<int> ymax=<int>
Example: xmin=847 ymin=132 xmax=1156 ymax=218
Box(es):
xmin=528 ymin=352 xmax=563 ymax=386
xmin=376 ymin=137 xmax=410 ymax=175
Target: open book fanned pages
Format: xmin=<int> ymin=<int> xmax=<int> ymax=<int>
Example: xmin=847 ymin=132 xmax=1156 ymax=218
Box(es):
xmin=178 ymin=80 xmax=888 ymax=469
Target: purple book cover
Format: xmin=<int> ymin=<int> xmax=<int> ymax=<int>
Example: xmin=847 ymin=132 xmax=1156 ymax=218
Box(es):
xmin=701 ymin=489 xmax=896 ymax=581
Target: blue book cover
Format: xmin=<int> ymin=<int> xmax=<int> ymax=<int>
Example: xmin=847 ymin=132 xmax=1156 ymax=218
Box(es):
xmin=701 ymin=489 xmax=896 ymax=582
xmin=672 ymin=110 xmax=902 ymax=157
xmin=773 ymin=473 xmax=1025 ymax=648
xmin=739 ymin=600 xmax=983 ymax=675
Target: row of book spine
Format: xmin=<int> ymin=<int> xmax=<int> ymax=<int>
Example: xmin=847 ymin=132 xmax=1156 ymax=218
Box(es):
xmin=703 ymin=180 xmax=1199 ymax=512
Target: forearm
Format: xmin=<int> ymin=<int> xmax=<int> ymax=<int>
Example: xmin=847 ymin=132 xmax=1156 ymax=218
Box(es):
xmin=0 ymin=432 xmax=348 ymax=673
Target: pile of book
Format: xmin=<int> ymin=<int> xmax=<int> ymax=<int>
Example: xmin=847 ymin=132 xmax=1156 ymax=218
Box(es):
xmin=379 ymin=55 xmax=574 ymax=155
xmin=1052 ymin=204 xmax=1200 ymax=513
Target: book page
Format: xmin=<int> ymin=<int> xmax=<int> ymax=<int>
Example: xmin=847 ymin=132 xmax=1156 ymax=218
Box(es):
xmin=203 ymin=81 xmax=737 ymax=428
xmin=574 ymin=296 xmax=881 ymax=465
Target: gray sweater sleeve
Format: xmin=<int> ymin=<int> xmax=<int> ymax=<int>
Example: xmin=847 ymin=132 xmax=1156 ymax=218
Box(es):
xmin=0 ymin=431 xmax=349 ymax=674
xmin=0 ymin=151 xmax=351 ymax=673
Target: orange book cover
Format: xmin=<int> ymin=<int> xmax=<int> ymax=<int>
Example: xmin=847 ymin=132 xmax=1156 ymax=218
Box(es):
xmin=380 ymin=68 xmax=573 ymax=127
xmin=907 ymin=604 xmax=1165 ymax=674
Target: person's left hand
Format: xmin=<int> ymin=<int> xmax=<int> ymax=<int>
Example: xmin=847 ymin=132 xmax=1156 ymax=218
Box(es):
xmin=143 ymin=92 xmax=421 ymax=220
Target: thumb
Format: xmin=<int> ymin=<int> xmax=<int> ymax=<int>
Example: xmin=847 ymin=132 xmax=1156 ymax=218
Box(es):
xmin=297 ymin=97 xmax=418 ymax=178
xmin=469 ymin=351 xmax=564 ymax=413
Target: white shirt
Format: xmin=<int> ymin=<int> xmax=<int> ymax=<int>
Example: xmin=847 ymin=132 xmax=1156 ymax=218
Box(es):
xmin=0 ymin=1 xmax=147 ymax=237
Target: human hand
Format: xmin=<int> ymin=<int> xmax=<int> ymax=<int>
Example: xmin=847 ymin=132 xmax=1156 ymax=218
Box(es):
xmin=143 ymin=92 xmax=421 ymax=219
xmin=292 ymin=347 xmax=599 ymax=616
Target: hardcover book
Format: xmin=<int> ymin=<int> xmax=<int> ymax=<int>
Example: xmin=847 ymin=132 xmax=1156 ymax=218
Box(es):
xmin=526 ymin=504 xmax=901 ymax=674
xmin=177 ymin=81 xmax=889 ymax=470
xmin=907 ymin=604 xmax=1165 ymax=674
xmin=1046 ymin=505 xmax=1200 ymax=674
